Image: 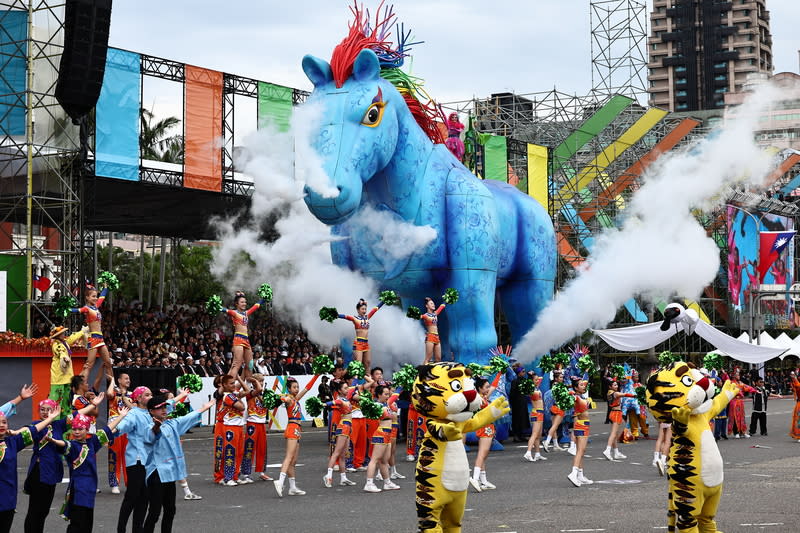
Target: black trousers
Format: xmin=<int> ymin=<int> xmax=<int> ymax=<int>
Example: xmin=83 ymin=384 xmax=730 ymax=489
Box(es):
xmin=0 ymin=509 xmax=15 ymax=533
xmin=143 ymin=471 xmax=176 ymax=533
xmin=749 ymin=411 xmax=768 ymax=435
xmin=117 ymin=462 xmax=148 ymax=533
xmin=23 ymin=463 xmax=56 ymax=533
xmin=67 ymin=504 xmax=94 ymax=533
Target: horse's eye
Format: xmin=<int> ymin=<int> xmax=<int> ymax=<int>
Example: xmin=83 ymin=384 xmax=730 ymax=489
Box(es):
xmin=361 ymin=102 xmax=384 ymax=127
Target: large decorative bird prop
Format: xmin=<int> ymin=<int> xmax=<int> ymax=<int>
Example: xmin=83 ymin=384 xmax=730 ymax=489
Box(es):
xmin=593 ymin=303 xmax=786 ymax=364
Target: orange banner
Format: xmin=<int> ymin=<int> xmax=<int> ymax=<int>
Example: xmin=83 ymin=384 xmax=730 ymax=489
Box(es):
xmin=184 ymin=65 xmax=223 ymax=192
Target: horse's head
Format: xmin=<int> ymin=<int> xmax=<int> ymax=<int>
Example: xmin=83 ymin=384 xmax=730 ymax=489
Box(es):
xmin=301 ymin=49 xmax=400 ymax=225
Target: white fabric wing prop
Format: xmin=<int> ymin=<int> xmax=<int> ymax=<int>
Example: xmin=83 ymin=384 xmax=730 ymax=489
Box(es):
xmin=593 ymin=303 xmax=787 ymax=364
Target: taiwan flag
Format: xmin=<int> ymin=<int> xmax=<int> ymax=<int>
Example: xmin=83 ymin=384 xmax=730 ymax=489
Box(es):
xmin=758 ymin=231 xmax=796 ymax=282
xmin=32 ymin=274 xmax=51 ymax=292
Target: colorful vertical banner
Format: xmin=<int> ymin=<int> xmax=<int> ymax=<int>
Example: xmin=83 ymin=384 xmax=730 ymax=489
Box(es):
xmin=0 ymin=9 xmax=28 ymax=136
xmin=95 ymin=48 xmax=141 ymax=181
xmin=484 ymin=135 xmax=507 ymax=181
xmin=758 ymin=231 xmax=795 ymax=282
xmin=257 ymin=82 xmax=293 ymax=133
xmin=527 ymin=143 xmax=548 ymax=209
xmin=184 ymin=65 xmax=223 ymax=192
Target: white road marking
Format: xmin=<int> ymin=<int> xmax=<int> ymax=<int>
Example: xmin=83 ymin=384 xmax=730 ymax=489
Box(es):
xmin=739 ymin=523 xmax=784 ymax=527
xmin=751 ymin=473 xmax=772 ymax=477
xmin=560 ymin=529 xmax=606 ymax=532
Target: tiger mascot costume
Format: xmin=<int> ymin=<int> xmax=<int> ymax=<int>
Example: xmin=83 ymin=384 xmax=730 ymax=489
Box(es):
xmin=646 ymin=361 xmax=739 ymax=533
xmin=411 ymin=362 xmax=509 ymax=533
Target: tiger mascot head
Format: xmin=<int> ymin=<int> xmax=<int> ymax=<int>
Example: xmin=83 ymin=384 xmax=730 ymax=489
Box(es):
xmin=412 ymin=362 xmax=482 ymax=422
xmin=646 ymin=361 xmax=717 ymax=423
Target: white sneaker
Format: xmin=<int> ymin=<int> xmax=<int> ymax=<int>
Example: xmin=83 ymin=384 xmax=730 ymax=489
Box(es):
xmin=734 ymin=434 xmax=740 ymax=439
xmin=323 ymin=476 xmax=332 ymax=488
xmin=288 ymin=487 xmax=306 ymax=496
xmin=111 ymin=486 xmax=120 ymax=494
xmin=223 ymin=480 xmax=237 ymax=487
xmin=534 ymin=453 xmax=546 ymax=461
xmin=339 ymin=478 xmax=357 ymax=486
xmin=184 ymin=492 xmax=202 ymax=500
xmin=406 ymin=454 xmax=416 ymax=462
xmin=273 ymin=480 xmax=284 ymax=498
xmin=743 ymin=433 xmax=750 ymax=438
xmin=603 ymin=449 xmax=614 ymax=461
xmin=480 ymin=480 xmax=496 ymax=490
xmin=391 ymin=471 xmax=406 ymax=479
xmin=567 ymin=470 xmax=582 ymax=487
xmin=346 ymin=467 xmax=357 ymax=473
xmin=651 ymin=458 xmax=659 ymax=467
xmin=383 ymin=481 xmax=401 ymax=490
xmin=333 ymin=464 xmax=340 ymax=471
xmin=542 ymin=440 xmax=552 ymax=452
xmin=613 ymin=449 xmax=627 ymax=460
xmin=656 ymin=458 xmax=666 ymax=477
xmin=356 ymin=466 xmax=368 ymax=471
xmin=376 ymin=473 xmax=383 ymax=481
xmin=238 ymin=477 xmax=254 ymax=484
xmin=364 ymin=482 xmax=382 ymax=493
xmin=468 ymin=478 xmax=482 ymax=493
xmin=522 ymin=452 xmax=534 ymax=462
xmin=577 ymin=471 xmax=593 ymax=485
xmin=567 ymin=443 xmax=577 ymax=456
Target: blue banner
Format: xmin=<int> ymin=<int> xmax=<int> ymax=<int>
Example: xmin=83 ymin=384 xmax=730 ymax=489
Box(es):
xmin=0 ymin=10 xmax=28 ymax=135
xmin=95 ymin=48 xmax=141 ymax=181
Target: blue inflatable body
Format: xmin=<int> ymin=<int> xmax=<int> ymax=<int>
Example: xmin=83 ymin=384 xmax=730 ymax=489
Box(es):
xmin=301 ymin=49 xmax=556 ymax=364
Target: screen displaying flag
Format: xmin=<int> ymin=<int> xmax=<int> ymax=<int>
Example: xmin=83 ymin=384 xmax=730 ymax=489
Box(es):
xmin=758 ymin=231 xmax=795 ymax=282
xmin=32 ymin=274 xmax=51 ymax=292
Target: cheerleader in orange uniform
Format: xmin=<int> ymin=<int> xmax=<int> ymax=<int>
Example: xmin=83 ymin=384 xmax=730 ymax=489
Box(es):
xmin=523 ymin=374 xmax=546 ymax=462
xmin=790 ymin=371 xmax=800 ymax=441
xmin=240 ymin=374 xmax=271 ymax=483
xmin=213 ymin=375 xmax=249 ymax=486
xmin=567 ymin=378 xmax=593 ymax=487
xmin=603 ymin=380 xmax=635 ymax=461
xmin=470 ymin=373 xmax=502 ymax=492
xmin=222 ymin=292 xmax=266 ymax=378
xmin=273 ymin=374 xmax=319 ymax=497
xmin=542 ymin=371 xmax=566 ymax=451
xmin=323 ymin=380 xmax=356 ymax=488
xmin=420 ymin=297 xmax=445 ymax=364
xmin=363 ymin=385 xmax=400 ymax=493
xmin=107 ymin=373 xmax=133 ymax=494
xmin=385 ymin=389 xmax=405 ymax=480
xmin=337 ymin=299 xmax=385 ymax=373
xmin=70 ymin=284 xmax=113 ymax=390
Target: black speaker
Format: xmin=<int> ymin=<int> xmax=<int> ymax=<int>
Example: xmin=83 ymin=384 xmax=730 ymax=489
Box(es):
xmin=55 ymin=0 xmax=113 ymax=122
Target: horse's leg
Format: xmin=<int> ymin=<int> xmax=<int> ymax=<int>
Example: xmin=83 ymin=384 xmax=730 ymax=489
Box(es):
xmin=445 ymin=268 xmax=498 ymax=364
xmin=498 ymin=277 xmax=552 ymax=347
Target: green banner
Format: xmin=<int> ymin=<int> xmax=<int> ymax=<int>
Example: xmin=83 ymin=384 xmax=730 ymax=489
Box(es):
xmin=484 ymin=135 xmax=508 ymax=181
xmin=257 ymin=82 xmax=293 ymax=133
xmin=0 ymin=254 xmax=27 ymax=333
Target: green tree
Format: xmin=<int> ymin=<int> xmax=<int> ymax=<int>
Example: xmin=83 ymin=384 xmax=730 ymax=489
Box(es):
xmin=174 ymin=245 xmax=225 ymax=304
xmin=140 ymin=108 xmax=183 ymax=162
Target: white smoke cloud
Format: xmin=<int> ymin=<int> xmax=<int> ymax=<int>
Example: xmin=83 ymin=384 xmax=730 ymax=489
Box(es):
xmin=210 ymin=107 xmax=428 ymax=370
xmin=349 ymin=205 xmax=437 ymax=260
xmin=515 ymin=85 xmax=782 ymax=362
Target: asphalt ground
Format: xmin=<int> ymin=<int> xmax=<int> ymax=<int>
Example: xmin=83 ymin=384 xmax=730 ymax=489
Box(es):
xmin=11 ymin=398 xmax=800 ymax=533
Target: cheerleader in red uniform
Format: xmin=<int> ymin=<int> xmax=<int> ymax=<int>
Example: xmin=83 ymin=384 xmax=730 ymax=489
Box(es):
xmin=420 ymin=297 xmax=445 ymax=364
xmin=106 ymin=373 xmax=133 ymax=494
xmin=363 ymin=385 xmax=400 ymax=493
xmin=603 ymin=380 xmax=635 ymax=461
xmin=241 ymin=374 xmax=271 ymax=483
xmin=273 ymin=374 xmax=319 ymax=497
xmin=337 ymin=299 xmax=385 ymax=373
xmin=323 ymin=380 xmax=356 ymax=488
xmin=70 ymin=284 xmax=113 ymax=390
xmin=470 ymin=373 xmax=502 ymax=492
xmin=728 ymin=367 xmax=757 ymax=438
xmin=212 ymin=375 xmax=249 ymax=486
xmin=542 ymin=371 xmax=566 ymax=451
xmin=567 ymin=377 xmax=593 ymax=487
xmin=221 ymin=292 xmax=266 ymax=378
xmin=789 ymin=370 xmax=800 ymax=441
xmin=523 ymin=374 xmax=546 ymax=462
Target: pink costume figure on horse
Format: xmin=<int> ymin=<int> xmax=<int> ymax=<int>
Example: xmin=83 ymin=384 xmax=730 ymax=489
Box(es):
xmin=445 ymin=112 xmax=465 ymax=161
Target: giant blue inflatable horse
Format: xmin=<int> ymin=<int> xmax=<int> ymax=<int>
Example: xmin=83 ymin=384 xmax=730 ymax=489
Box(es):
xmin=301 ymin=46 xmax=556 ymax=363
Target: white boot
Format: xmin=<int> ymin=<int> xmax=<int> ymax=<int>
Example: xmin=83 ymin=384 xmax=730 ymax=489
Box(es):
xmin=567 ymin=467 xmax=581 ymax=487
xmin=523 ymin=451 xmax=534 ymax=462
xmin=577 ymin=469 xmax=593 ymax=485
xmin=534 ymin=453 xmax=546 ymax=461
xmin=613 ymin=448 xmax=627 ymax=460
xmin=567 ymin=442 xmax=577 ymax=456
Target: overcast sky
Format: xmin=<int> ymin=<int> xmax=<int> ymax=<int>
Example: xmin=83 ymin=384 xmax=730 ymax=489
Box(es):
xmin=109 ymin=0 xmax=800 ymax=118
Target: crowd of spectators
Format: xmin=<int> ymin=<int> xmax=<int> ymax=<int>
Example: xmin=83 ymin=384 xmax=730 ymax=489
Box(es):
xmin=31 ymin=301 xmax=340 ymax=376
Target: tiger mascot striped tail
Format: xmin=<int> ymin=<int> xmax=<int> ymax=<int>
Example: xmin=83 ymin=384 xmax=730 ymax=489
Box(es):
xmin=411 ymin=362 xmax=509 ymax=533
xmin=646 ymin=361 xmax=739 ymax=533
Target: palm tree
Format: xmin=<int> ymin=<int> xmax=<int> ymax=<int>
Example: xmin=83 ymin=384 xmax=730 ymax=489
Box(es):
xmin=140 ymin=108 xmax=183 ymax=162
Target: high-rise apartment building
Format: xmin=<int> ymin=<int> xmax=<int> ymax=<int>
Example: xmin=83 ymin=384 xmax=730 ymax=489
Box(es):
xmin=647 ymin=0 xmax=773 ymax=112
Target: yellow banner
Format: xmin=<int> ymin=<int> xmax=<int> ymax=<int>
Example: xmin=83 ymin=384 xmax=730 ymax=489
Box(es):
xmin=527 ymin=143 xmax=548 ymax=209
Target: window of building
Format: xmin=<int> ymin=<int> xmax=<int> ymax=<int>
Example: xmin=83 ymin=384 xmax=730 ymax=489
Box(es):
xmin=652 ymin=43 xmax=658 ymax=50
xmin=676 ymin=90 xmax=687 ymax=97
xmin=714 ymin=74 xmax=727 ymax=81
xmin=714 ymin=87 xmax=728 ymax=93
xmin=676 ymin=77 xmax=687 ymax=84
xmin=714 ymin=62 xmax=727 ymax=68
xmin=675 ymin=65 xmax=687 ymax=73
xmin=677 ymin=103 xmax=688 ymax=110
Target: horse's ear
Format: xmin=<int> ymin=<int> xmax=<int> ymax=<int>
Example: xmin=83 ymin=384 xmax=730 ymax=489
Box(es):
xmin=302 ymin=54 xmax=333 ymax=87
xmin=352 ymin=49 xmax=380 ymax=83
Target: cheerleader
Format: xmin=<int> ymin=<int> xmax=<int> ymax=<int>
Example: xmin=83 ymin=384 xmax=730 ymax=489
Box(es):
xmin=273 ymin=374 xmax=320 ymax=497
xmin=107 ymin=373 xmax=134 ymax=494
xmin=0 ymin=405 xmax=62 ymax=533
xmin=523 ymin=374 xmax=546 ymax=462
xmin=363 ymin=385 xmax=400 ymax=493
xmin=420 ymin=297 xmax=445 ymax=364
xmin=728 ymin=367 xmax=756 ymax=438
xmin=385 ymin=388 xmax=405 ymax=481
xmin=70 ymin=284 xmax=113 ymax=391
xmin=790 ymin=371 xmax=800 ymax=441
xmin=470 ymin=373 xmax=502 ymax=492
xmin=221 ymin=291 xmax=266 ymax=378
xmin=214 ymin=375 xmax=250 ymax=486
xmin=336 ymin=298 xmax=385 ymax=373
xmin=323 ymin=380 xmax=356 ymax=487
xmin=70 ymin=375 xmax=105 ymax=432
xmin=240 ymin=374 xmax=271 ymax=483
xmin=566 ymin=378 xmax=593 ymax=487
xmin=603 ymin=380 xmax=635 ymax=461
xmin=542 ymin=371 xmax=567 ymax=451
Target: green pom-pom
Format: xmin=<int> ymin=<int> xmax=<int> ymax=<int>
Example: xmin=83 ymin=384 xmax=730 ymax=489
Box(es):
xmin=304 ymin=396 xmax=324 ymax=418
xmin=391 ymin=364 xmax=418 ymax=391
xmin=311 ymin=354 xmax=334 ymax=375
xmin=518 ymin=378 xmax=536 ymax=395
xmin=379 ymin=290 xmax=399 ymax=307
xmin=206 ymin=295 xmax=224 ymax=315
xmin=466 ymin=362 xmax=486 ymax=378
xmin=54 ymin=295 xmax=79 ymax=320
xmin=169 ymin=402 xmax=190 ymax=419
xmin=703 ymin=352 xmax=725 ymax=371
xmin=610 ymin=364 xmax=626 ymax=381
xmin=538 ymin=354 xmax=555 ymax=373
xmin=552 ymin=382 xmax=575 ymax=411
xmin=406 ymin=306 xmax=421 ymax=320
xmin=257 ymin=283 xmax=273 ymax=302
xmin=658 ymin=350 xmax=681 ymax=368
xmin=97 ymin=271 xmax=120 ymax=291
xmin=577 ymin=355 xmax=597 ymax=376
xmin=319 ymin=306 xmax=339 ymax=323
xmin=442 ymin=288 xmax=459 ymax=305
xmin=487 ymin=356 xmax=509 ymax=375
xmin=635 ymin=386 xmax=647 ymax=405
xmin=346 ymin=361 xmax=366 ymax=380
xmin=553 ymin=352 xmax=570 ymax=369
xmin=359 ymin=395 xmax=385 ymax=420
xmin=262 ymin=389 xmax=282 ymax=410
xmin=177 ymin=374 xmax=202 ymax=393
